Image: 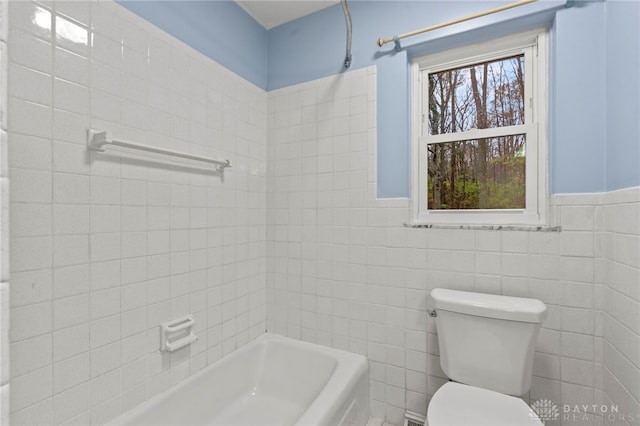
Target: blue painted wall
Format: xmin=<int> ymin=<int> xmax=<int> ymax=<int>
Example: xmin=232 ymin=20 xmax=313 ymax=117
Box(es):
xmin=117 ymin=0 xmax=640 ymax=196
xmin=117 ymin=1 xmax=268 ymax=90
xmin=551 ymin=0 xmax=640 ymax=193
xmin=605 ymin=0 xmax=640 ymax=191
xmin=552 ymin=2 xmax=607 ymax=193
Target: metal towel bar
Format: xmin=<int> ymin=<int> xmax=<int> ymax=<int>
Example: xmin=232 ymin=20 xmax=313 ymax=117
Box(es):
xmin=87 ymin=129 xmax=231 ymax=172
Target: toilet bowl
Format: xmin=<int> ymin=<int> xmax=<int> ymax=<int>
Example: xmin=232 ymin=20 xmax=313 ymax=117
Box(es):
xmin=427 ymin=382 xmax=542 ymax=426
xmin=427 ymin=289 xmax=547 ymax=426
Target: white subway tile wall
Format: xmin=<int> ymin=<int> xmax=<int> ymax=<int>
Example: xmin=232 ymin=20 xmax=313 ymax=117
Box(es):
xmin=597 ymin=187 xmax=640 ymax=426
xmin=266 ymin=70 xmax=640 ymax=425
xmin=8 ymin=1 xmax=266 ymax=424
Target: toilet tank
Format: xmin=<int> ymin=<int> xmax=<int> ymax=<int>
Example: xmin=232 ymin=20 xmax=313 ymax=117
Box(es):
xmin=431 ymin=288 xmax=547 ymax=396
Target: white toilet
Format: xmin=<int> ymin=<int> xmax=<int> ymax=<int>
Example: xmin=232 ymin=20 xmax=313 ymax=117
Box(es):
xmin=427 ymin=288 xmax=547 ymax=426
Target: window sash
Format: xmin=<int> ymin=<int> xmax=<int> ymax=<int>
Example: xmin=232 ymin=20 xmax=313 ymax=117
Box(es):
xmin=420 ymin=47 xmax=534 ymax=136
xmin=417 ymin=124 xmax=537 ymax=218
xmin=421 ymin=124 xmax=530 ymax=146
xmin=411 ymin=28 xmax=547 ymax=226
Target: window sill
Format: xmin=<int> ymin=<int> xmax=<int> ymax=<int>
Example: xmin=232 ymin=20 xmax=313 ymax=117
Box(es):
xmin=404 ymin=223 xmax=561 ymax=232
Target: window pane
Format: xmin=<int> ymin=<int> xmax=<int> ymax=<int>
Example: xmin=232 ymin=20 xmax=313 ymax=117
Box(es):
xmin=428 ymin=55 xmax=525 ymax=135
xmin=427 ymin=135 xmax=526 ymax=210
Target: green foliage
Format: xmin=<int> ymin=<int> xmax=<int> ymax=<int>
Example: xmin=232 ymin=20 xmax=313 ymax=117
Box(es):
xmin=426 ymin=54 xmax=527 ymax=211
xmin=428 ymin=152 xmax=525 ymax=210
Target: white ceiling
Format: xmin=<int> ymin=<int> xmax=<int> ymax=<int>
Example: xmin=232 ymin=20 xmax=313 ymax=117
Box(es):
xmin=235 ymin=0 xmax=340 ymax=30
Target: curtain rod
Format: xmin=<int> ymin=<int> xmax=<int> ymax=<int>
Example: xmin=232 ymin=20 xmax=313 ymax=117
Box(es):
xmin=377 ymin=0 xmax=537 ymax=49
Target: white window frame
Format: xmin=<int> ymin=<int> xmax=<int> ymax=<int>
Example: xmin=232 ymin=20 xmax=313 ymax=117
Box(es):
xmin=410 ymin=28 xmax=548 ymax=226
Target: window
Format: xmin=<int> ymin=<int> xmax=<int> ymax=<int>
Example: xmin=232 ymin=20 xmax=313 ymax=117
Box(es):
xmin=411 ymin=29 xmax=548 ymax=225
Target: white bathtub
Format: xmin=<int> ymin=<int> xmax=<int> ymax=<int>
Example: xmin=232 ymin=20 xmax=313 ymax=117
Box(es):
xmin=109 ymin=333 xmax=369 ymax=426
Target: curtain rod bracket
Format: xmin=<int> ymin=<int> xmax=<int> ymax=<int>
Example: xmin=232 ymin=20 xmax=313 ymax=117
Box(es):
xmin=393 ymin=36 xmax=402 ymax=52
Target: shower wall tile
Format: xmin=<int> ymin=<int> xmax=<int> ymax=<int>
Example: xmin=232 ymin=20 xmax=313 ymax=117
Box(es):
xmin=9 ymin=333 xmax=51 ymax=379
xmin=7 ymin=1 xmax=266 ymax=424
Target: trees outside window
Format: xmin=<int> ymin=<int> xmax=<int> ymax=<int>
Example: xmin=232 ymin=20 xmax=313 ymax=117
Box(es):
xmin=411 ymin=29 xmax=547 ymax=225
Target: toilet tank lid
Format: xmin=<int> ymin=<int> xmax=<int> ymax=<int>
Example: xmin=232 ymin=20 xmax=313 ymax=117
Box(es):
xmin=431 ymin=288 xmax=547 ymax=323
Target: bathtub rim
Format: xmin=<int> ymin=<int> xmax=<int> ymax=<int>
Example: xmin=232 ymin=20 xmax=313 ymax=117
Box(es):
xmin=107 ymin=332 xmax=369 ymax=426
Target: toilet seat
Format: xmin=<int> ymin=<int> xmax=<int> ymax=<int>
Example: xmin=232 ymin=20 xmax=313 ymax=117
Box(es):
xmin=427 ymin=382 xmax=543 ymax=426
